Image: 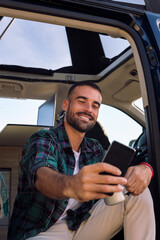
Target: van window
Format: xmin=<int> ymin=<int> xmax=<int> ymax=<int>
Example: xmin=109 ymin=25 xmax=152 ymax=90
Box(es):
xmin=0 ymin=98 xmax=45 ymax=132
xmin=134 ymin=98 xmax=144 ymax=111
xmin=98 ymin=104 xmax=143 ymax=145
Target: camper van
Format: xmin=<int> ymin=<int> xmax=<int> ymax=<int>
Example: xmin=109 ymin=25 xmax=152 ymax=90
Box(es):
xmin=0 ymin=0 xmax=160 ymax=239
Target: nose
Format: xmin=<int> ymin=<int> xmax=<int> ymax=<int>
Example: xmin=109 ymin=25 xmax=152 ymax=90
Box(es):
xmin=84 ymin=102 xmax=92 ymax=112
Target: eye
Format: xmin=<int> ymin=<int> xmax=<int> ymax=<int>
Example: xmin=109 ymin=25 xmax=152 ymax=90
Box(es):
xmin=78 ymin=100 xmax=85 ymax=104
xmin=93 ymin=104 xmax=99 ymax=109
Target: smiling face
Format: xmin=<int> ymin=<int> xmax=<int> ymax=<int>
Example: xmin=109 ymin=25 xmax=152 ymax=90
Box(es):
xmin=62 ymin=85 xmax=102 ymax=133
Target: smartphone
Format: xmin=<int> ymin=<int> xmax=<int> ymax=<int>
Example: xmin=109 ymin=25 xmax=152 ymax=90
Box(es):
xmin=101 ymin=141 xmax=136 ymax=177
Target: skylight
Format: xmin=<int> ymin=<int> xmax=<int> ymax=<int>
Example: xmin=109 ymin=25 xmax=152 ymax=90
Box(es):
xmin=100 ymin=35 xmax=130 ymax=59
xmin=0 ymin=17 xmax=72 ymax=70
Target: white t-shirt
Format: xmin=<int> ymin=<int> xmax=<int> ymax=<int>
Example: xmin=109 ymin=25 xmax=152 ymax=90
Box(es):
xmin=58 ymin=149 xmax=82 ymax=221
xmin=28 ymin=150 xmax=83 ymax=239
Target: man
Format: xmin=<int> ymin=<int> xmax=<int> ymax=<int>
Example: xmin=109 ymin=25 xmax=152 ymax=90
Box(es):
xmin=8 ymin=81 xmax=155 ymax=240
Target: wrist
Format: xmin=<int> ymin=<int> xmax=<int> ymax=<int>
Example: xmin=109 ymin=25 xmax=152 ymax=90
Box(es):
xmin=139 ymin=162 xmax=154 ymax=178
xmin=62 ymin=175 xmax=75 ymax=199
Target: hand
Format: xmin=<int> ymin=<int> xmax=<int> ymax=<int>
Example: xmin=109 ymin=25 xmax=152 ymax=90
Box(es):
xmin=67 ymin=162 xmax=127 ymax=202
xmin=124 ymin=165 xmax=152 ymax=196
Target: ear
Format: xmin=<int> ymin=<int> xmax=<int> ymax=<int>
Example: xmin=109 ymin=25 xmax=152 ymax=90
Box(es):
xmin=62 ymin=99 xmax=69 ymax=112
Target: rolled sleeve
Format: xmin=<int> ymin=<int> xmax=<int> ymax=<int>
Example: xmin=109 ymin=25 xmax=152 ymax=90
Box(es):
xmin=21 ymin=131 xmax=60 ymax=189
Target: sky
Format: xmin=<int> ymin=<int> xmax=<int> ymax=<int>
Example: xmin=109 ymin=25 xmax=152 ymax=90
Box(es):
xmin=0 ymin=5 xmax=144 ymax=146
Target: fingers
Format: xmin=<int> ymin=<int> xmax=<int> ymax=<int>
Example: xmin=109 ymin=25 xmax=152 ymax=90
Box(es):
xmin=124 ymin=167 xmax=133 ymax=179
xmin=74 ymin=184 xmax=124 ymax=202
xmin=80 ymin=163 xmax=127 ymax=186
xmin=83 ymin=174 xmax=127 ymax=186
xmin=126 ymin=184 xmax=144 ymax=196
xmin=125 ymin=167 xmax=141 ymax=194
xmin=83 ymin=162 xmax=122 ymax=176
xmin=71 ymin=163 xmax=128 ymax=202
xmin=125 ymin=181 xmax=140 ymax=195
xmin=125 ymin=165 xmax=151 ymax=196
xmin=85 ymin=183 xmax=124 ymax=194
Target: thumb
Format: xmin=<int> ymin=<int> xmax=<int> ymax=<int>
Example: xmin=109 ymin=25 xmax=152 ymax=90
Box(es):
xmin=124 ymin=167 xmax=134 ymax=180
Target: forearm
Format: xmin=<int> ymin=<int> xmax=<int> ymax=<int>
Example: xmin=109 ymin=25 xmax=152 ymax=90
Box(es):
xmin=35 ymin=166 xmax=73 ymax=199
xmin=35 ymin=163 xmax=128 ymax=202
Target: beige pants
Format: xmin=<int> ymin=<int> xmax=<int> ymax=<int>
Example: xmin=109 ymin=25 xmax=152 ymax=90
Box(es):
xmin=28 ymin=188 xmax=155 ymax=240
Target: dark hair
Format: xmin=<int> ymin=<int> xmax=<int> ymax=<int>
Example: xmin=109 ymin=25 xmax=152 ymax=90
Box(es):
xmin=67 ymin=81 xmax=102 ymax=99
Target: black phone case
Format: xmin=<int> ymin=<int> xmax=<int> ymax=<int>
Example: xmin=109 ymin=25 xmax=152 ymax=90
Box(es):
xmin=101 ymin=141 xmax=136 ymax=177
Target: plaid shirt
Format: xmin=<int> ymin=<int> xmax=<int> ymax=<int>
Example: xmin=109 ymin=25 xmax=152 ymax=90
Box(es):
xmin=8 ymin=118 xmax=105 ymax=240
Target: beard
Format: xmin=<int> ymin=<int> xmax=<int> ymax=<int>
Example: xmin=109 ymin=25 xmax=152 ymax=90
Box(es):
xmin=66 ymin=106 xmax=96 ymax=133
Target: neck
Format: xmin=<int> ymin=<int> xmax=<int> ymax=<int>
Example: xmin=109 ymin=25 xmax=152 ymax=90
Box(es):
xmin=64 ymin=119 xmax=85 ymax=152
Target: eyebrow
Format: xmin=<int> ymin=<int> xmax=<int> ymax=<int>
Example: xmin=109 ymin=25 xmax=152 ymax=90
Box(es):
xmin=76 ymin=96 xmax=101 ymax=107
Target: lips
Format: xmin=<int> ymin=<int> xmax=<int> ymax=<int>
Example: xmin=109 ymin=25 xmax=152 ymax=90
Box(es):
xmin=77 ymin=112 xmax=94 ymax=121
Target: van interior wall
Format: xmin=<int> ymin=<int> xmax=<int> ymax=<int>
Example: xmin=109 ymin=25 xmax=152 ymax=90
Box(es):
xmin=0 ymin=146 xmax=22 ymax=239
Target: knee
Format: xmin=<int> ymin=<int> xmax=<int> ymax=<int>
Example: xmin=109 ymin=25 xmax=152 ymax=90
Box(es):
xmin=129 ymin=187 xmax=154 ymax=210
xmin=139 ymin=188 xmax=153 ymax=207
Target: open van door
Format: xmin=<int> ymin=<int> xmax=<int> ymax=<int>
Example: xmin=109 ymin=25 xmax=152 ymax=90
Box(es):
xmin=99 ymin=0 xmax=160 ymax=13
xmin=0 ymin=1 xmax=160 ymax=239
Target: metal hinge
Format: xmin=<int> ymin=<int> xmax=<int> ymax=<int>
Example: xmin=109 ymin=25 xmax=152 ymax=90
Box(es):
xmin=146 ymin=46 xmax=158 ymax=67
